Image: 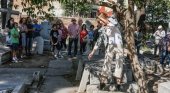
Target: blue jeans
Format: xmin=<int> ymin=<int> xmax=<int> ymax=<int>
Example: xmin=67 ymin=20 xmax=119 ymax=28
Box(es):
xmin=26 ymin=37 xmax=33 ymax=54
xmin=68 ymin=38 xmax=78 ymax=56
xmin=160 ymin=50 xmax=170 ymax=65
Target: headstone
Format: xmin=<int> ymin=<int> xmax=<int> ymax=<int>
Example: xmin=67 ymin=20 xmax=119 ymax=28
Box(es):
xmin=43 ymin=39 xmax=51 ymax=51
xmin=0 ymin=46 xmax=11 ymax=64
xmin=158 ymin=82 xmax=170 ymax=93
xmin=40 ymin=20 xmax=51 ymax=51
xmin=93 ymin=90 xmax=125 ymax=93
xmin=127 ymin=83 xmax=139 ymax=93
xmin=90 ymin=73 xmax=100 ymax=85
xmin=77 ymin=68 xmax=90 ymax=93
xmin=40 ymin=20 xmax=51 ymax=40
xmin=32 ymin=36 xmax=44 ymax=54
xmin=12 ymin=83 xmax=26 ymax=93
xmin=76 ymin=59 xmax=84 ymax=80
xmin=86 ymin=85 xmax=99 ymax=93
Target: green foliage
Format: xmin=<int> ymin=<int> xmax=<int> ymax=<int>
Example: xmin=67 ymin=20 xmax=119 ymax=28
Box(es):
xmin=14 ymin=0 xmax=93 ymax=19
xmin=60 ymin=0 xmax=93 ymax=17
xmin=145 ymin=0 xmax=170 ymax=23
xmin=19 ymin=0 xmax=56 ymax=20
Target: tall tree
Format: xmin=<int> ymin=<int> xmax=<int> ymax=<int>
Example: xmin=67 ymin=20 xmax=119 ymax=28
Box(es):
xmin=96 ymin=0 xmax=148 ymax=92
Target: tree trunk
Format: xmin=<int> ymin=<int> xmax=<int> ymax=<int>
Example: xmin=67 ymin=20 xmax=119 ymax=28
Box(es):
xmin=122 ymin=1 xmax=148 ymax=93
xmin=96 ymin=0 xmax=148 ymax=92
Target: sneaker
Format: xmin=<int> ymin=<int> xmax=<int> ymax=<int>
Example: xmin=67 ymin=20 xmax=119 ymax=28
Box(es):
xmin=165 ymin=65 xmax=170 ymax=71
xmin=12 ymin=58 xmax=18 ymax=63
xmin=54 ymin=54 xmax=58 ymax=59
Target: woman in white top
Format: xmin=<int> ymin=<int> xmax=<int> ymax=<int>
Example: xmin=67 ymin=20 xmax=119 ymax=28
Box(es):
xmin=153 ymin=25 xmax=165 ymax=56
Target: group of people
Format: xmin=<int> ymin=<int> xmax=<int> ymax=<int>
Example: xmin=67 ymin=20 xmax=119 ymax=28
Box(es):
xmin=6 ymin=17 xmax=42 ymax=63
xmin=51 ymin=18 xmax=101 ymax=58
xmin=5 ymin=17 xmax=102 ymax=62
xmin=134 ymin=25 xmax=170 ymax=71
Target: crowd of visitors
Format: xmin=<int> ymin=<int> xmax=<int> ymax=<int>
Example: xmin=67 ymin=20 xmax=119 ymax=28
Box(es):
xmin=4 ymin=17 xmax=101 ymax=62
xmin=2 ymin=16 xmax=170 ymax=72
xmin=134 ymin=24 xmax=170 ymax=71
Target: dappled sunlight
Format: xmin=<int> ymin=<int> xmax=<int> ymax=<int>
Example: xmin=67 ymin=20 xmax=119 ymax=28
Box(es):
xmin=0 ymin=80 xmax=7 ymax=85
xmin=51 ymin=87 xmax=77 ymax=93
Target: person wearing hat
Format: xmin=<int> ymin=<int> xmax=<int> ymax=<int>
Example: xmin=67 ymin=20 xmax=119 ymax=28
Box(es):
xmin=88 ymin=13 xmax=124 ymax=87
xmin=67 ymin=18 xmax=79 ymax=57
xmin=153 ymin=25 xmax=165 ymax=56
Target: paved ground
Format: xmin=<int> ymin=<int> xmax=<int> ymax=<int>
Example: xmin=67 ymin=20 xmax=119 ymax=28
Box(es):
xmin=39 ymin=57 xmax=79 ymax=93
xmin=0 ymin=68 xmax=46 ymax=92
xmin=0 ymin=49 xmax=81 ymax=93
xmin=0 ymin=52 xmax=52 ymax=68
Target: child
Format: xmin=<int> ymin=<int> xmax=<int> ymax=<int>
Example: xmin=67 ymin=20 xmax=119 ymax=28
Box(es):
xmin=88 ymin=25 xmax=95 ymax=50
xmin=10 ymin=22 xmax=20 ymax=62
xmin=50 ymin=24 xmax=62 ymax=59
xmin=80 ymin=24 xmax=88 ymax=55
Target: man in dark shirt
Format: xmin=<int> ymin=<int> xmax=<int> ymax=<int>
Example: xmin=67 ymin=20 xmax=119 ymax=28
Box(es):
xmin=26 ymin=17 xmax=34 ymax=55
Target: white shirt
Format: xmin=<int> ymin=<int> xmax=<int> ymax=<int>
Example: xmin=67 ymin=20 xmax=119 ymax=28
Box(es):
xmin=107 ymin=23 xmax=123 ymax=46
xmin=153 ymin=30 xmax=165 ymax=40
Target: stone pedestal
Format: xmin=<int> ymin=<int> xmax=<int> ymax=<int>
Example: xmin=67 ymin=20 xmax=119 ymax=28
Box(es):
xmin=90 ymin=73 xmax=100 ymax=85
xmin=158 ymin=82 xmax=170 ymax=93
xmin=0 ymin=46 xmax=11 ymax=64
xmin=86 ymin=85 xmax=99 ymax=93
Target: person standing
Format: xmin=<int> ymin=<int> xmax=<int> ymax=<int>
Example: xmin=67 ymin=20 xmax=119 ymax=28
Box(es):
xmin=88 ymin=13 xmax=124 ymax=87
xmin=67 ymin=18 xmax=79 ymax=57
xmin=6 ymin=18 xmax=14 ymax=46
xmin=153 ymin=25 xmax=165 ymax=56
xmin=134 ymin=27 xmax=143 ymax=55
xmin=79 ymin=24 xmax=88 ymax=55
xmin=60 ymin=21 xmax=68 ymax=50
xmin=26 ymin=17 xmax=34 ymax=56
xmin=19 ymin=18 xmax=27 ymax=57
xmin=10 ymin=22 xmax=20 ymax=62
xmin=88 ymin=25 xmax=95 ymax=50
xmin=50 ymin=24 xmax=62 ymax=58
xmin=94 ymin=21 xmax=102 ymax=43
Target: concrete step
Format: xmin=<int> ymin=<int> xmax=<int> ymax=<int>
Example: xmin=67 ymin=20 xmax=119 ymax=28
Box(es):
xmin=0 ymin=46 xmax=11 ymax=64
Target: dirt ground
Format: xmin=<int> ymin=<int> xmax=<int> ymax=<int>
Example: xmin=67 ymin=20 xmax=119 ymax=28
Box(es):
xmin=0 ymin=51 xmax=53 ymax=68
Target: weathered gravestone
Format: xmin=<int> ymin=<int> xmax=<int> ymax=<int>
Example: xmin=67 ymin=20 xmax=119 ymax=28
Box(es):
xmin=0 ymin=45 xmax=11 ymax=64
xmin=41 ymin=20 xmax=51 ymax=51
xmin=77 ymin=56 xmax=135 ymax=93
xmin=158 ymin=82 xmax=170 ymax=93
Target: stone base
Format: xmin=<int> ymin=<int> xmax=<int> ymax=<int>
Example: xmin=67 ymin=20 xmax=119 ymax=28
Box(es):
xmin=90 ymin=73 xmax=100 ymax=85
xmin=0 ymin=46 xmax=11 ymax=64
xmin=158 ymin=82 xmax=170 ymax=93
xmin=86 ymin=85 xmax=99 ymax=93
xmin=93 ymin=90 xmax=125 ymax=93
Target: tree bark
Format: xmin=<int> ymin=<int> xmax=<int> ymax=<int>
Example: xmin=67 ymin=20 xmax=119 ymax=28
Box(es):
xmin=97 ymin=0 xmax=148 ymax=92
